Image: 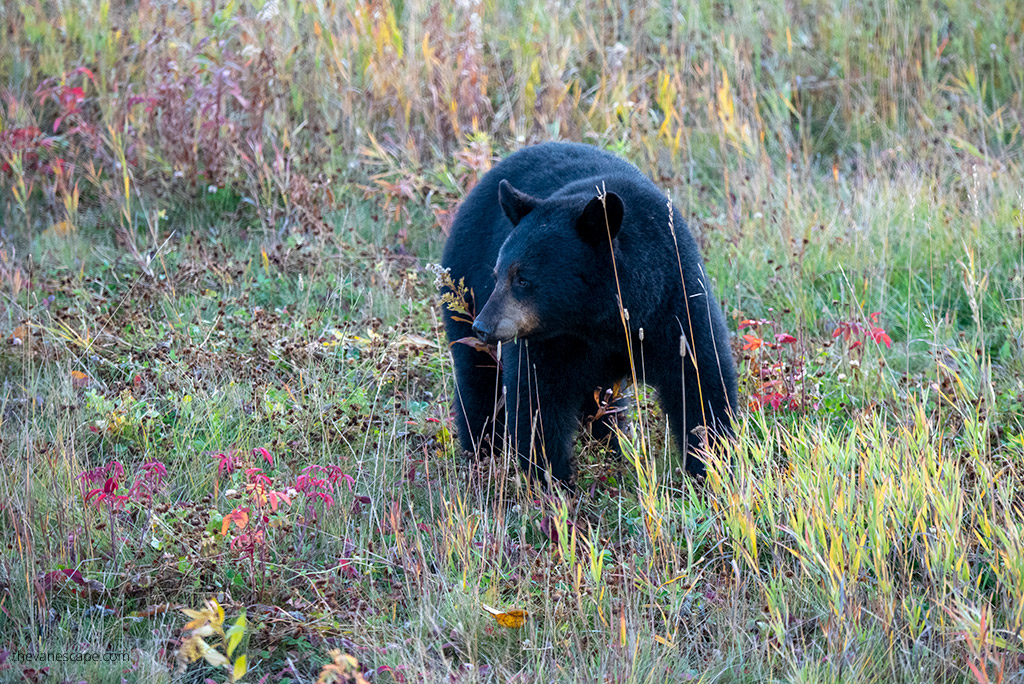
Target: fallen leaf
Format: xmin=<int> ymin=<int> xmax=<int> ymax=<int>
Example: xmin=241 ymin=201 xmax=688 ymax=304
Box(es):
xmin=131 ymin=603 xmax=176 ymax=618
xmin=482 ymin=604 xmax=528 ymax=628
xmin=11 ymin=325 xmax=29 ymax=345
xmin=399 ymin=333 xmax=437 ymax=349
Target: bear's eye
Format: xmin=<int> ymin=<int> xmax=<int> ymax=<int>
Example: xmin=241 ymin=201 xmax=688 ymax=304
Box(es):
xmin=515 ymin=275 xmax=531 ymax=289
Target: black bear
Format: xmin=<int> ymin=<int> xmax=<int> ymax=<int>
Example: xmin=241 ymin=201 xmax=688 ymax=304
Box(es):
xmin=440 ymin=142 xmax=737 ymax=486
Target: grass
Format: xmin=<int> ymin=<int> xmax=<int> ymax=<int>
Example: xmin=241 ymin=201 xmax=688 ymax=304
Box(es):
xmin=2 ymin=0 xmax=1024 ymax=682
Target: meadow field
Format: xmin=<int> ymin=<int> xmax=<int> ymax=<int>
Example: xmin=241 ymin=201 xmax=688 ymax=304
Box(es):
xmin=2 ymin=0 xmax=1024 ymax=681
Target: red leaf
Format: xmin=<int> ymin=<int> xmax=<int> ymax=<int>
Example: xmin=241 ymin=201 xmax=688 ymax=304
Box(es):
xmin=452 ymin=336 xmax=497 ymax=356
xmin=222 ymin=508 xmax=250 ymax=535
xmin=40 ymin=568 xmax=88 ymax=591
xmin=311 ymin=492 xmax=335 ymax=508
xmin=742 ymin=334 xmax=764 ymax=351
xmin=338 ymin=558 xmax=359 ymax=579
xmin=269 ymin=490 xmax=291 ymax=512
xmin=870 ymin=327 xmax=892 ymax=348
xmin=253 ymin=447 xmax=273 ymax=466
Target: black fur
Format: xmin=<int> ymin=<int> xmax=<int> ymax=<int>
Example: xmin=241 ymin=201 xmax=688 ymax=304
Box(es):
xmin=441 ymin=142 xmax=738 ymax=486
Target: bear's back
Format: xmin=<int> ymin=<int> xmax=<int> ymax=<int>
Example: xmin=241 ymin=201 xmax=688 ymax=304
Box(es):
xmin=485 ymin=142 xmax=649 ymax=200
xmin=443 ymin=143 xmax=659 ymax=266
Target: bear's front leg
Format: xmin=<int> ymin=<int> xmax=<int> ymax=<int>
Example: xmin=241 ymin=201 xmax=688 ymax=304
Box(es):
xmin=448 ymin=340 xmax=505 ymax=458
xmin=501 ymin=340 xmax=582 ymax=487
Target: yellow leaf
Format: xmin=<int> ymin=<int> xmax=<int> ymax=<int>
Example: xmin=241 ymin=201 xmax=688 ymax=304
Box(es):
xmin=226 ymin=614 xmax=247 ymax=657
xmin=208 ymin=598 xmax=226 ymax=631
xmin=192 ymin=624 xmax=216 ymax=637
xmin=495 ymin=611 xmax=527 ymax=628
xmin=182 ymin=608 xmax=210 ymax=631
xmin=482 ymin=604 xmax=527 ymax=628
xmin=177 ymin=635 xmax=207 ymax=664
xmin=227 ymin=631 xmax=243 ymax=658
xmin=177 ymin=635 xmax=227 ymax=668
xmin=182 ymin=598 xmax=226 ymax=637
xmin=232 ymin=654 xmax=247 ymax=681
xmin=202 ymin=644 xmax=229 ymax=668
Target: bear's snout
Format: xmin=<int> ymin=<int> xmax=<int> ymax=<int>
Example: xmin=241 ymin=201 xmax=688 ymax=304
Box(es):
xmin=471 ymin=317 xmax=500 ymax=345
xmin=473 ymin=291 xmax=539 ymax=344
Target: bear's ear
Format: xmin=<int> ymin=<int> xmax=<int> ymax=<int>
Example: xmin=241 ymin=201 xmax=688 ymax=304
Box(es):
xmin=498 ymin=179 xmax=538 ymax=226
xmin=576 ymin=192 xmax=624 ymax=244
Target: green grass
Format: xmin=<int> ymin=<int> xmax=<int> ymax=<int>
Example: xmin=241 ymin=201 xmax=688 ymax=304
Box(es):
xmin=2 ymin=0 xmax=1024 ymax=682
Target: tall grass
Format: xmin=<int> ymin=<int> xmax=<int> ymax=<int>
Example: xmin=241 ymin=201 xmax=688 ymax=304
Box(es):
xmin=1 ymin=1 xmax=1023 ymax=682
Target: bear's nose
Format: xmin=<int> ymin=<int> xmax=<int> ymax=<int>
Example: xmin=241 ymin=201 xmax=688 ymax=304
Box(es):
xmin=472 ymin=319 xmax=498 ymax=345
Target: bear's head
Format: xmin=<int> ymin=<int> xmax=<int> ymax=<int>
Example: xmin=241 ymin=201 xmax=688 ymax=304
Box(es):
xmin=471 ymin=179 xmax=624 ymax=345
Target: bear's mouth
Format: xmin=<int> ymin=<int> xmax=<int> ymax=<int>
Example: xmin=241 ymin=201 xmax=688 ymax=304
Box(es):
xmin=471 ymin=319 xmax=529 ymax=346
xmin=472 ymin=296 xmax=540 ymax=345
